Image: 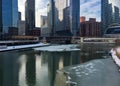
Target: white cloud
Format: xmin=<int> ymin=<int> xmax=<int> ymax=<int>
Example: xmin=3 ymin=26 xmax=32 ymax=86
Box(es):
xmin=80 ymin=0 xmax=101 ymax=21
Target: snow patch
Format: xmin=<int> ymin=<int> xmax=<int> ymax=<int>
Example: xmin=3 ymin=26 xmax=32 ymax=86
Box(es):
xmin=34 ymin=44 xmax=80 ymax=52
xmin=0 ymin=43 xmax=49 ymax=52
xmin=111 ymin=49 xmax=120 ymax=67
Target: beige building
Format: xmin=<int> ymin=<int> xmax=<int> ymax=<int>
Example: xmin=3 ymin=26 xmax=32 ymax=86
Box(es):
xmin=18 ymin=21 xmax=25 ymax=35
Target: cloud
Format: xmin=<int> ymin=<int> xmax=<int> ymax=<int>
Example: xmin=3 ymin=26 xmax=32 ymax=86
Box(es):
xmin=80 ymin=0 xmax=101 ymax=21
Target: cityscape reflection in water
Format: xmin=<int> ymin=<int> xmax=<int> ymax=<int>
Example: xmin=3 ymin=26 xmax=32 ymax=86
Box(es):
xmin=0 ymin=44 xmax=116 ymax=86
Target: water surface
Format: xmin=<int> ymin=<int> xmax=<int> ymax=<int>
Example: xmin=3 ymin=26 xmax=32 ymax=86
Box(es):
xmin=0 ymin=44 xmax=115 ymax=86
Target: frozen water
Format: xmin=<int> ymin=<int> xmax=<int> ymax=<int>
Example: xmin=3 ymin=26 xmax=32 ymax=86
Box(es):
xmin=34 ymin=44 xmax=80 ymax=52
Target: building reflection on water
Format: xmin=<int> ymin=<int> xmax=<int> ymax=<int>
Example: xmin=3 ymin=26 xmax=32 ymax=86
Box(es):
xmin=26 ymin=52 xmax=36 ymax=86
xmin=0 ymin=44 xmax=116 ymax=86
xmin=0 ymin=52 xmax=20 ymax=86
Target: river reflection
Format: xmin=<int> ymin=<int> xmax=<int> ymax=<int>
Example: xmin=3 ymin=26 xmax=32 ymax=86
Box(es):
xmin=0 ymin=44 xmax=115 ymax=86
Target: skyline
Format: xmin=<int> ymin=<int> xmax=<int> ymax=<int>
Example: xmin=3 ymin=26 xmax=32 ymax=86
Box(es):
xmin=18 ymin=0 xmax=101 ymax=27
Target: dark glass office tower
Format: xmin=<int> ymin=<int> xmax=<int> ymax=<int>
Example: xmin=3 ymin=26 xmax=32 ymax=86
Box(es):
xmin=12 ymin=0 xmax=18 ymax=27
xmin=70 ymin=0 xmax=80 ymax=36
xmin=0 ymin=0 xmax=2 ymax=36
xmin=2 ymin=0 xmax=18 ymax=34
xmin=101 ymin=0 xmax=120 ymax=35
xmin=25 ymin=0 xmax=35 ymax=35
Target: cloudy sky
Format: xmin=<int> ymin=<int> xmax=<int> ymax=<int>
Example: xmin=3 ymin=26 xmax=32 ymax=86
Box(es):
xmin=18 ymin=0 xmax=101 ymax=27
xmin=80 ymin=0 xmax=101 ymax=21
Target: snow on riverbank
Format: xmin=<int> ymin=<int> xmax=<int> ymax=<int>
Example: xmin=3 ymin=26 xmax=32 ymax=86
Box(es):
xmin=34 ymin=44 xmax=80 ymax=52
xmin=0 ymin=43 xmax=49 ymax=52
xmin=111 ymin=48 xmax=120 ymax=67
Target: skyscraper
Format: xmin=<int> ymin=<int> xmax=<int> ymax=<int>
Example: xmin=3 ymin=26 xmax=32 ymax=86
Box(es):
xmin=0 ymin=0 xmax=18 ymax=35
xmin=0 ymin=0 xmax=2 ymax=36
xmin=70 ymin=0 xmax=80 ymax=36
xmin=48 ymin=0 xmax=55 ymax=36
xmin=25 ymin=0 xmax=35 ymax=35
xmin=53 ymin=0 xmax=80 ymax=36
xmin=101 ymin=0 xmax=120 ymax=35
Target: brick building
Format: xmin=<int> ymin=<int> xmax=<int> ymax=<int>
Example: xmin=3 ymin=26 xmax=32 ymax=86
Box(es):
xmin=80 ymin=16 xmax=101 ymax=37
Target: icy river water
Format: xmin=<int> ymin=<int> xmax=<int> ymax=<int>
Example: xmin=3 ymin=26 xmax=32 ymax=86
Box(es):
xmin=0 ymin=43 xmax=119 ymax=86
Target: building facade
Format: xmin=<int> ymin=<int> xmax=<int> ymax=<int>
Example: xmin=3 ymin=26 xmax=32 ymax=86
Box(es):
xmin=25 ymin=0 xmax=35 ymax=35
xmin=101 ymin=0 xmax=120 ymax=35
xmin=18 ymin=20 xmax=25 ymax=35
xmin=80 ymin=17 xmax=101 ymax=37
xmin=47 ymin=0 xmax=55 ymax=36
xmin=54 ymin=0 xmax=70 ymax=32
xmin=70 ymin=0 xmax=80 ymax=36
xmin=0 ymin=0 xmax=2 ymax=37
xmin=0 ymin=0 xmax=18 ymax=35
xmin=41 ymin=15 xmax=47 ymax=27
xmin=18 ymin=12 xmax=21 ymax=20
xmin=40 ymin=15 xmax=49 ymax=36
xmin=47 ymin=4 xmax=53 ymax=36
xmin=48 ymin=0 xmax=80 ymax=36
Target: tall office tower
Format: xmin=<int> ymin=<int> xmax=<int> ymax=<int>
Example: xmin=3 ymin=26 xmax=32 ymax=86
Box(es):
xmin=70 ymin=0 xmax=80 ymax=36
xmin=0 ymin=0 xmax=2 ymax=36
xmin=48 ymin=0 xmax=55 ymax=36
xmin=54 ymin=0 xmax=80 ymax=36
xmin=101 ymin=0 xmax=120 ymax=35
xmin=25 ymin=0 xmax=35 ymax=35
xmin=0 ymin=0 xmax=18 ymax=35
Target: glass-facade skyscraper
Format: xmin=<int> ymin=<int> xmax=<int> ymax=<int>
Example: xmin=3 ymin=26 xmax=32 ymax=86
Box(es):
xmin=70 ymin=0 xmax=80 ymax=36
xmin=0 ymin=0 xmax=2 ymax=36
xmin=25 ymin=0 xmax=35 ymax=35
xmin=1 ymin=0 xmax=18 ymax=34
xmin=101 ymin=0 xmax=120 ymax=35
xmin=53 ymin=0 xmax=80 ymax=36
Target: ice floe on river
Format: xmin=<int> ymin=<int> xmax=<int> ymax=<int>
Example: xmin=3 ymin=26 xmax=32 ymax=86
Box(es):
xmin=34 ymin=44 xmax=80 ymax=52
xmin=57 ymin=58 xmax=120 ymax=86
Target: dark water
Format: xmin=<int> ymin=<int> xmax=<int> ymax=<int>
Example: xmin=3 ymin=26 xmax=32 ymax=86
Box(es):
xmin=0 ymin=43 xmax=115 ymax=86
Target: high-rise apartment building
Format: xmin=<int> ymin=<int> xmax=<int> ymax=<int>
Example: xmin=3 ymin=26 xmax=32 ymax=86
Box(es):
xmin=0 ymin=0 xmax=18 ymax=35
xmin=25 ymin=0 xmax=35 ymax=35
xmin=101 ymin=0 xmax=120 ymax=35
xmin=80 ymin=17 xmax=101 ymax=37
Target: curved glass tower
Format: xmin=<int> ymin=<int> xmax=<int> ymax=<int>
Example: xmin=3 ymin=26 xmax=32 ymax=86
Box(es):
xmin=101 ymin=0 xmax=120 ymax=35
